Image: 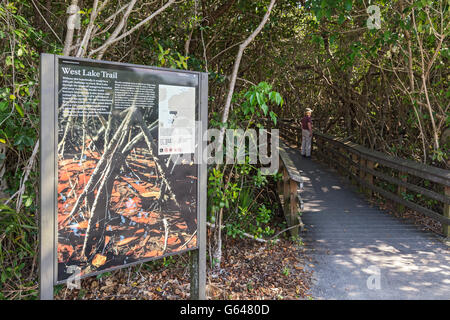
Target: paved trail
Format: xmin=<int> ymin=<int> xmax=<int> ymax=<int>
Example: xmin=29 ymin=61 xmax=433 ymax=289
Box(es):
xmin=284 ymin=145 xmax=450 ymax=300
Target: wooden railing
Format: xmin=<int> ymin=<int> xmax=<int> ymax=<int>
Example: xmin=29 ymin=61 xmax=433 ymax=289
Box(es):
xmin=242 ymin=124 xmax=304 ymax=238
xmin=276 ymin=120 xmax=450 ymax=238
xmin=277 ymin=141 xmax=304 ymax=237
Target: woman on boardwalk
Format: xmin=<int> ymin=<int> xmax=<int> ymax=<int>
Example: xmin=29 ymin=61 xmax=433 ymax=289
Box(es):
xmin=301 ymin=108 xmax=313 ymax=158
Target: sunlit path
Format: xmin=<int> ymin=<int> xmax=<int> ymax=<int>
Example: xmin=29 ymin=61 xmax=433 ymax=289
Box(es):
xmin=283 ymin=143 xmax=450 ymax=300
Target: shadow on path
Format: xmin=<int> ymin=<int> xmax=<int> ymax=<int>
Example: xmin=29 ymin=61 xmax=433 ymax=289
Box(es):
xmin=284 ymin=143 xmax=450 ymax=300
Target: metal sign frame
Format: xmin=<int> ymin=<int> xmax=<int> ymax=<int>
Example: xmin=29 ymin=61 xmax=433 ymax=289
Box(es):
xmin=39 ymin=54 xmax=206 ymax=300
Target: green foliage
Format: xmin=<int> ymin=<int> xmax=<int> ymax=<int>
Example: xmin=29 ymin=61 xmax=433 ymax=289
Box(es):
xmin=156 ymin=43 xmax=189 ymax=70
xmin=242 ymin=82 xmax=283 ymax=123
xmin=207 ymin=83 xmax=283 ymax=240
xmin=0 ymin=1 xmax=43 ymax=299
xmin=1 ymin=0 xmax=447 ymax=300
xmin=96 ymin=272 xmax=112 ymax=279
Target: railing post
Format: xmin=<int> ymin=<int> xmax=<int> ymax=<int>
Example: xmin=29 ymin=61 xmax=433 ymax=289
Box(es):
xmin=444 ymin=186 xmax=450 ymax=238
xmin=339 ymin=146 xmax=346 ymax=178
xmin=397 ymin=172 xmax=407 ymax=213
xmin=334 ymin=145 xmax=340 ymax=171
xmin=277 ymin=161 xmax=284 ymax=196
xmin=351 ymin=153 xmax=358 ymax=185
xmin=283 ymin=167 xmax=291 ymax=225
xmin=359 ymin=157 xmax=365 ymax=193
xmin=289 ymin=180 xmax=299 ymax=237
xmin=326 ymin=141 xmax=333 ymax=168
xmin=365 ymin=160 xmax=374 ymax=197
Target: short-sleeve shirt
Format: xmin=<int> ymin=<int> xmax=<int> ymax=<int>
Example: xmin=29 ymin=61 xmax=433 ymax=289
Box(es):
xmin=301 ymin=116 xmax=312 ymax=130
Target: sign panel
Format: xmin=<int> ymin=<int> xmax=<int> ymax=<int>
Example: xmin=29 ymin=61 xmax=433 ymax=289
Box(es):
xmin=52 ymin=57 xmax=201 ymax=283
xmin=158 ymin=85 xmax=196 ymax=155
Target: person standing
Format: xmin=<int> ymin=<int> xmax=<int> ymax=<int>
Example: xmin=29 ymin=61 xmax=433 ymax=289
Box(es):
xmin=301 ymin=108 xmax=313 ymax=158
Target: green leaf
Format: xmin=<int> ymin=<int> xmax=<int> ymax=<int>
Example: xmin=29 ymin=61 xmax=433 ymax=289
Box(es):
xmin=257 ymin=82 xmax=270 ymax=91
xmin=24 ymin=197 xmax=32 ymax=207
xmin=0 ymin=101 xmax=8 ymax=111
xmin=250 ymin=93 xmax=257 ymax=106
xmin=14 ymin=103 xmax=24 ymax=117
xmin=269 ymin=111 xmax=277 ymax=125
xmin=269 ymin=91 xmax=276 ymax=103
xmin=256 ymin=92 xmax=265 ymax=106
xmin=344 ymin=0 xmax=352 ymax=11
xmin=275 ymin=92 xmax=283 ymax=106
xmin=260 ymin=103 xmax=268 ymax=116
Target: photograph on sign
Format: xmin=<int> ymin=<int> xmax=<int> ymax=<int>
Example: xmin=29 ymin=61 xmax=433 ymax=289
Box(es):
xmin=56 ymin=59 xmax=199 ymax=282
xmin=158 ymin=85 xmax=196 ymax=155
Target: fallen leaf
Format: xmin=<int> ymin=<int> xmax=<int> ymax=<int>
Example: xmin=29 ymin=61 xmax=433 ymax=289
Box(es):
xmin=92 ymin=254 xmax=107 ymax=268
xmin=116 ymin=236 xmax=138 ymax=246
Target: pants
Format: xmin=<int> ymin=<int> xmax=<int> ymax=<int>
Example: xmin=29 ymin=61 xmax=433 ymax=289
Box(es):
xmin=301 ymin=129 xmax=311 ymax=157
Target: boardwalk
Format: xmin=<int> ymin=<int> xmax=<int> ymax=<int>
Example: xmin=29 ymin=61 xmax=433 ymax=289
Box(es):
xmin=283 ymin=144 xmax=450 ymax=300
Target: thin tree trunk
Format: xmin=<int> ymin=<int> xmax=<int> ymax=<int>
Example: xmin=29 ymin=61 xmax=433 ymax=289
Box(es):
xmin=89 ymin=0 xmax=176 ymax=59
xmin=63 ymin=0 xmax=79 ymax=56
xmin=213 ymin=0 xmax=277 ymax=270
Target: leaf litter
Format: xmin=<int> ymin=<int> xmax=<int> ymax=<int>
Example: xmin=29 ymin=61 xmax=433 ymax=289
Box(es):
xmin=55 ymin=237 xmax=313 ymax=300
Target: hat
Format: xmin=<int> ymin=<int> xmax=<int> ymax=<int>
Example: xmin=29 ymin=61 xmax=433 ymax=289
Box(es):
xmin=305 ymin=108 xmax=313 ymax=113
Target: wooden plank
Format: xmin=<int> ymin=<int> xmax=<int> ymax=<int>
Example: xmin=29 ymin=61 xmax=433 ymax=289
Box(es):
xmin=365 ymin=160 xmax=374 ymax=198
xmin=359 ymin=177 xmax=450 ymax=225
xmin=339 ymin=147 xmax=347 ymax=178
xmin=315 ymin=147 xmax=450 ymax=226
xmin=313 ymin=131 xmax=450 ymax=186
xmin=283 ymin=168 xmax=291 ymax=226
xmin=331 ymin=161 xmax=450 ymax=225
xmin=358 ymin=156 xmax=366 ymax=194
xmin=351 ymin=153 xmax=359 ymax=185
xmin=289 ymin=179 xmax=299 ymax=237
xmin=277 ymin=161 xmax=284 ymax=194
xmin=279 ymin=141 xmax=302 ymax=182
xmin=275 ymin=151 xmax=304 ymax=237
xmin=280 ymin=126 xmax=450 ymax=228
xmin=397 ymin=172 xmax=407 ymax=213
xmin=362 ymin=166 xmax=450 ymax=205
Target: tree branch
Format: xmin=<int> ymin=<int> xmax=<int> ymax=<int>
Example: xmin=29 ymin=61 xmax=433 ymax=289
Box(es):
xmin=89 ymin=0 xmax=176 ymax=59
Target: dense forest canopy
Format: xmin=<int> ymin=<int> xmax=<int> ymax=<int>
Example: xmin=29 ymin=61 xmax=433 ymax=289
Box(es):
xmin=0 ymin=0 xmax=448 ymax=298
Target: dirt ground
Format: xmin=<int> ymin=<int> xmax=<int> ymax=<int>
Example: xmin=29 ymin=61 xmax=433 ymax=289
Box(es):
xmin=55 ymin=236 xmax=313 ymax=300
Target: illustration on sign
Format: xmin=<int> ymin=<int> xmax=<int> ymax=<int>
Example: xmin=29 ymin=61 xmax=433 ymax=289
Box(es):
xmin=56 ymin=60 xmax=199 ymax=282
xmin=158 ymin=85 xmax=196 ymax=155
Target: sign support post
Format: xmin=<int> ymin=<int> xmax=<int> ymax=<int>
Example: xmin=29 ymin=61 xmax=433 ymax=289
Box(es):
xmin=40 ymin=53 xmax=56 ymax=300
xmin=189 ymin=72 xmax=208 ymax=300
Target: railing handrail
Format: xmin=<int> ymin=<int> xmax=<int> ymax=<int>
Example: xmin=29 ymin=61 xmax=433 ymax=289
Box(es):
xmin=279 ymin=141 xmax=302 ymax=183
xmin=273 ymin=120 xmax=450 ymax=234
xmin=313 ymin=131 xmax=450 ymax=187
xmin=277 ymin=120 xmax=449 ymax=186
